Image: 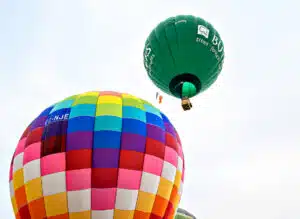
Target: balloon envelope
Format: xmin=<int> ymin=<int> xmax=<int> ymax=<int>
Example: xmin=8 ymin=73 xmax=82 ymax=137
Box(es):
xmin=143 ymin=15 xmax=225 ymax=99
xmin=175 ymin=208 xmax=196 ymax=219
xmin=9 ymin=91 xmax=185 ymax=219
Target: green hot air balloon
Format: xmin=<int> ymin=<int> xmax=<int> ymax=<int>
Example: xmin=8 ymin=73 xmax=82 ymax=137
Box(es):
xmin=175 ymin=208 xmax=196 ymax=219
xmin=143 ymin=15 xmax=225 ymax=111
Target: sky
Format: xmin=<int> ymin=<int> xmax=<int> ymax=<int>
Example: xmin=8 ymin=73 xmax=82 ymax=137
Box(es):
xmin=0 ymin=0 xmax=300 ymax=218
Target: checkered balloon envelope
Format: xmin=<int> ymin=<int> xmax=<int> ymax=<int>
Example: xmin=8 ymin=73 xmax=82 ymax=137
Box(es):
xmin=9 ymin=91 xmax=185 ymax=219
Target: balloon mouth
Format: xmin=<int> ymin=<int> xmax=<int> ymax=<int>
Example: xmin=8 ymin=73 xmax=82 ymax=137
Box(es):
xmin=169 ymin=73 xmax=201 ymax=98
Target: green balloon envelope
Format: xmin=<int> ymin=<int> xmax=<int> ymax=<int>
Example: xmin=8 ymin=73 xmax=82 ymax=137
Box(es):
xmin=143 ymin=15 xmax=225 ymax=99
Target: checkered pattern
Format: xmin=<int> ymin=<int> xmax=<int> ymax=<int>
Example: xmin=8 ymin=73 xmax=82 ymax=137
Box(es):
xmin=9 ymin=91 xmax=185 ymax=219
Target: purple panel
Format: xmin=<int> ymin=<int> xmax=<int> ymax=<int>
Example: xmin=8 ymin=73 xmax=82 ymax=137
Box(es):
xmin=92 ymin=148 xmax=120 ymax=168
xmin=121 ymin=133 xmax=146 ymax=152
xmin=30 ymin=116 xmax=47 ymax=130
xmin=164 ymin=123 xmax=176 ymax=137
xmin=66 ymin=131 xmax=93 ymax=151
xmin=147 ymin=124 xmax=165 ymax=143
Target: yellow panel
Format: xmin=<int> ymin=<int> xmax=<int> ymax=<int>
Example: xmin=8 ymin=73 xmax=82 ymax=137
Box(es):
xmin=114 ymin=209 xmax=134 ymax=219
xmin=13 ymin=169 xmax=24 ymax=190
xmin=44 ymin=192 xmax=68 ymax=217
xmin=174 ymin=170 xmax=181 ymax=188
xmin=135 ymin=191 xmax=156 ymax=213
xmin=69 ymin=211 xmax=91 ymax=219
xmin=157 ymin=177 xmax=173 ymax=200
xmin=97 ymin=95 xmax=122 ymax=104
xmin=81 ymin=91 xmax=100 ymax=97
xmin=172 ymin=194 xmax=181 ymax=209
xmin=121 ymin=93 xmax=139 ymax=99
xmin=122 ymin=97 xmax=144 ymax=109
xmin=95 ymin=103 xmax=122 ymax=117
xmin=11 ymin=197 xmax=18 ymax=214
xmin=25 ymin=178 xmax=43 ymax=202
xmin=72 ymin=95 xmax=99 ymax=105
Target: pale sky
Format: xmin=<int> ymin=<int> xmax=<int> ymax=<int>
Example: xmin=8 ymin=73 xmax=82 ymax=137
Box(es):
xmin=1 ymin=1 xmax=300 ymax=218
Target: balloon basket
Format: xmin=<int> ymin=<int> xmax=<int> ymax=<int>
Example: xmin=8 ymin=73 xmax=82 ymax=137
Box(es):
xmin=181 ymin=98 xmax=192 ymax=111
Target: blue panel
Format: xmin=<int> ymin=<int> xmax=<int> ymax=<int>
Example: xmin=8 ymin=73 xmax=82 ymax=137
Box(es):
xmin=160 ymin=112 xmax=171 ymax=124
xmin=67 ymin=116 xmax=94 ymax=132
xmin=93 ymin=131 xmax=121 ymax=149
xmin=39 ymin=105 xmax=54 ymax=117
xmin=146 ymin=112 xmax=165 ymax=130
xmin=122 ymin=118 xmax=146 ymax=136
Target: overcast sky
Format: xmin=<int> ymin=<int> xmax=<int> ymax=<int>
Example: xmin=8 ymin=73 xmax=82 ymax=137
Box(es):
xmin=1 ymin=0 xmax=300 ymax=218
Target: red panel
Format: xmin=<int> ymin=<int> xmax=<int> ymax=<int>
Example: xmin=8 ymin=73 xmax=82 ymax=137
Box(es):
xmin=26 ymin=127 xmax=44 ymax=147
xmin=92 ymin=168 xmax=118 ymax=188
xmin=119 ymin=150 xmax=144 ymax=171
xmin=66 ymin=149 xmax=92 ymax=170
xmin=145 ymin=138 xmax=165 ymax=160
xmin=165 ymin=133 xmax=178 ymax=153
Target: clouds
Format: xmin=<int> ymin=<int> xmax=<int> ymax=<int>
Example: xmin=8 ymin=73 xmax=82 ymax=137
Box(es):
xmin=1 ymin=0 xmax=300 ymax=218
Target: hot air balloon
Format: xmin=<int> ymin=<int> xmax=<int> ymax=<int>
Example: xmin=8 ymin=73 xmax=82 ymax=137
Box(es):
xmin=143 ymin=15 xmax=225 ymax=111
xmin=9 ymin=91 xmax=185 ymax=219
xmin=175 ymin=208 xmax=196 ymax=219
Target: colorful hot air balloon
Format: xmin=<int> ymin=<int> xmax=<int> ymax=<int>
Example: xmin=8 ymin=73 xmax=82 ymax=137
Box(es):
xmin=175 ymin=208 xmax=196 ymax=219
xmin=143 ymin=15 xmax=225 ymax=111
xmin=9 ymin=91 xmax=185 ymax=219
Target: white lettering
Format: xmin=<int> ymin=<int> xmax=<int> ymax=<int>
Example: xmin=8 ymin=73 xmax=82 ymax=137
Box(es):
xmin=64 ymin=113 xmax=69 ymax=120
xmin=196 ymin=37 xmax=209 ymax=46
xmin=212 ymin=35 xmax=224 ymax=52
xmin=210 ymin=46 xmax=221 ymax=61
xmin=45 ymin=113 xmax=70 ymax=125
xmin=197 ymin=25 xmax=209 ymax=38
xmin=175 ymin=20 xmax=187 ymax=25
xmin=212 ymin=34 xmax=219 ymax=45
xmin=144 ymin=46 xmax=155 ymax=75
xmin=218 ymin=59 xmax=224 ymax=70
